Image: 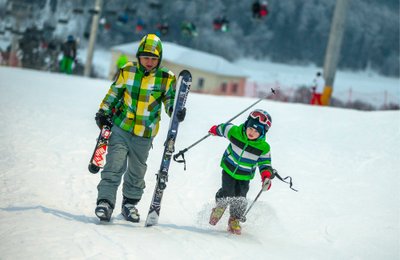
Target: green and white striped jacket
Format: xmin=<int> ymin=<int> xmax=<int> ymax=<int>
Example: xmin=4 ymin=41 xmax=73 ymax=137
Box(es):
xmin=215 ymin=123 xmax=272 ymax=181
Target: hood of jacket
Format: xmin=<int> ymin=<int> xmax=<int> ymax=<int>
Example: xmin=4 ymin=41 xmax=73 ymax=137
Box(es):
xmin=136 ymin=34 xmax=163 ymax=73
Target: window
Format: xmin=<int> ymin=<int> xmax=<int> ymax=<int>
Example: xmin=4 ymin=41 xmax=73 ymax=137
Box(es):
xmin=232 ymin=83 xmax=238 ymax=93
xmin=221 ymin=82 xmax=227 ymax=92
xmin=197 ymin=78 xmax=204 ymax=90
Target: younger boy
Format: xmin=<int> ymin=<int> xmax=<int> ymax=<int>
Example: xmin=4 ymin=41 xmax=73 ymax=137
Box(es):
xmin=208 ymin=109 xmax=275 ymax=234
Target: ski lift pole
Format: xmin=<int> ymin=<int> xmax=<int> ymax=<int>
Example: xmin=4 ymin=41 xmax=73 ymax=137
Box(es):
xmin=173 ymin=88 xmax=276 ymax=169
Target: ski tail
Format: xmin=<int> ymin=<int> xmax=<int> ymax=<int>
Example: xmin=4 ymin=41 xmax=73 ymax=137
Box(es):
xmin=88 ymin=125 xmax=112 ymax=174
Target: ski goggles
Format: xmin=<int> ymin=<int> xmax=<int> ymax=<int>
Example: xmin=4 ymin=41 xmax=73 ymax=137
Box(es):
xmin=250 ymin=110 xmax=271 ymax=128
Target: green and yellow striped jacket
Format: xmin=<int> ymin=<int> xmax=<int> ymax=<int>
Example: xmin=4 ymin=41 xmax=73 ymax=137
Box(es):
xmin=99 ymin=61 xmax=176 ymax=138
xmin=216 ymin=123 xmax=272 ymax=181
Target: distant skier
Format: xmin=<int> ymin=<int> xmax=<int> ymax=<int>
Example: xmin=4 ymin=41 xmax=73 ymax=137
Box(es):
xmin=310 ymin=71 xmax=325 ymax=105
xmin=156 ymin=20 xmax=169 ymax=36
xmin=59 ymin=35 xmax=77 ymax=74
xmin=252 ymin=1 xmax=261 ymax=19
xmin=18 ymin=26 xmax=43 ymax=69
xmin=112 ymin=54 xmax=128 ymax=80
xmin=208 ymin=109 xmax=275 ymax=234
xmin=213 ymin=15 xmax=229 ymax=32
xmin=94 ymin=34 xmax=186 ymax=223
xmin=259 ymin=1 xmax=269 ymax=18
xmin=252 ymin=0 xmax=269 ymax=19
xmin=181 ymin=21 xmax=198 ymax=37
xmin=136 ymin=17 xmax=145 ymax=33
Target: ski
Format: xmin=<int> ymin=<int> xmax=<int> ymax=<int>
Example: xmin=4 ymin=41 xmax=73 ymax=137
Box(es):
xmin=145 ymin=70 xmax=191 ymax=227
xmin=88 ymin=125 xmax=111 ymax=174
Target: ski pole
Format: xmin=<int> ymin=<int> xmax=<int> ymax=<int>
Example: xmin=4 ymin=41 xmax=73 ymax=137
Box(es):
xmin=242 ymin=168 xmax=298 ymax=220
xmin=173 ymin=88 xmax=276 ymax=167
xmin=242 ymin=182 xmax=267 ymax=220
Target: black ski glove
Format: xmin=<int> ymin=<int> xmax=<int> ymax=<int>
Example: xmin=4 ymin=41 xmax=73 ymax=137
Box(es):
xmin=95 ymin=110 xmax=113 ymax=129
xmin=176 ymin=107 xmax=186 ymax=122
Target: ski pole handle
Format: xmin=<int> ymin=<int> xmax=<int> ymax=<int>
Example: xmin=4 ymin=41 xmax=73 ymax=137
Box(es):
xmin=173 ymin=148 xmax=188 ymax=161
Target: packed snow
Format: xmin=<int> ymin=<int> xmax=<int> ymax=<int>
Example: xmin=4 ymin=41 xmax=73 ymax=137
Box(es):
xmin=0 ymin=66 xmax=399 ymax=259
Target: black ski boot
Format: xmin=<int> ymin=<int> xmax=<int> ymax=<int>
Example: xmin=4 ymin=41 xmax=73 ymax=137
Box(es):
xmin=95 ymin=199 xmax=113 ymax=222
xmin=121 ymin=196 xmax=140 ymax=223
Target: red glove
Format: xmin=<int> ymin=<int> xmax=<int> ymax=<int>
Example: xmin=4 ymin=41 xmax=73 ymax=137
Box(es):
xmin=261 ymin=170 xmax=272 ymax=191
xmin=209 ymin=125 xmax=219 ymax=136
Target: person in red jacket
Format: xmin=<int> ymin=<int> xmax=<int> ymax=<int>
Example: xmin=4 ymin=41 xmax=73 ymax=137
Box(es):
xmin=252 ymin=1 xmax=269 ymax=19
xmin=259 ymin=1 xmax=269 ymax=18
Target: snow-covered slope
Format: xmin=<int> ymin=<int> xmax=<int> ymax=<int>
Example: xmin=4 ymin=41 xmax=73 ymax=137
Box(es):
xmin=0 ymin=67 xmax=398 ymax=259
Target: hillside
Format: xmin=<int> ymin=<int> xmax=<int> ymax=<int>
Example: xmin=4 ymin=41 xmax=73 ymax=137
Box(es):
xmin=0 ymin=67 xmax=399 ymax=259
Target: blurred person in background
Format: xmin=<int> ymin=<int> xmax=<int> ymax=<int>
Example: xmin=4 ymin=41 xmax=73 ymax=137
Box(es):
xmin=59 ymin=35 xmax=77 ymax=74
xmin=310 ymin=71 xmax=325 ymax=105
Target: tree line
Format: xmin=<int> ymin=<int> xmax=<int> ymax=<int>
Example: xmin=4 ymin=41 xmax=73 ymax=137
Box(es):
xmin=1 ymin=0 xmax=399 ymax=77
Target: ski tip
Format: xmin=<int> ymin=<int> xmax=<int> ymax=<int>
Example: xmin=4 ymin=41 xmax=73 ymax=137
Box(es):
xmin=179 ymin=69 xmax=189 ymax=74
xmin=178 ymin=70 xmax=192 ymax=79
xmin=178 ymin=70 xmax=192 ymax=89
